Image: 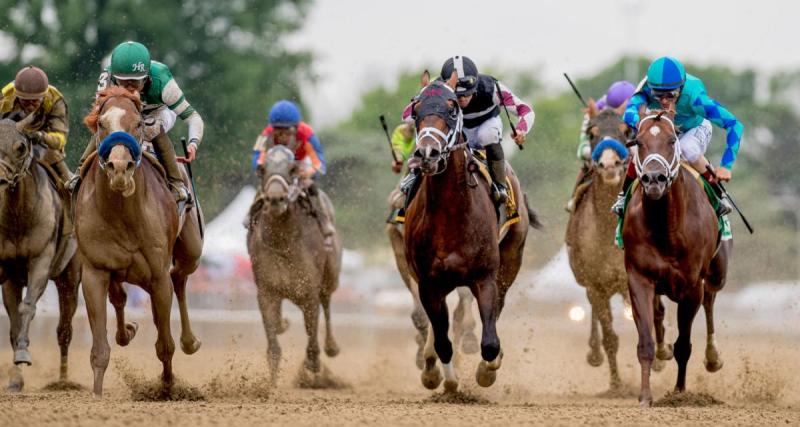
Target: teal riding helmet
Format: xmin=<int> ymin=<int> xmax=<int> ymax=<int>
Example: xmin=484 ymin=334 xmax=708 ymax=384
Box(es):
xmin=647 ymin=57 xmax=686 ymax=90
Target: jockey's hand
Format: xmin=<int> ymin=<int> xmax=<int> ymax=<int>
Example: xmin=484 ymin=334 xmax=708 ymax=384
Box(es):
xmin=391 ymin=160 xmax=403 ymax=174
xmin=186 ymin=139 xmax=198 ymax=162
xmin=512 ymin=130 xmax=526 ymax=146
xmin=716 ymin=166 xmax=732 ymax=182
xmin=298 ymin=166 xmax=315 ymax=180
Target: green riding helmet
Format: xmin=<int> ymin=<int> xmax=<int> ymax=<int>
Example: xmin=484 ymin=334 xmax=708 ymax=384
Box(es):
xmin=110 ymin=41 xmax=151 ymax=80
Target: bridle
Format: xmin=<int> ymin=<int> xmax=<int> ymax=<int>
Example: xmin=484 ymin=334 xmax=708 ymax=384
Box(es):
xmin=94 ymin=93 xmax=145 ymax=171
xmin=0 ymin=130 xmax=33 ymax=190
xmin=632 ymin=113 xmax=681 ymax=186
xmin=413 ymin=98 xmax=464 ymax=176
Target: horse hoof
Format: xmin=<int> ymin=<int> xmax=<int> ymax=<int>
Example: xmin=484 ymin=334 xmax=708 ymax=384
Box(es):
xmin=181 ymin=336 xmax=202 ymax=355
xmin=461 ymin=332 xmax=479 ymax=355
xmin=325 ymin=341 xmax=340 ymax=358
xmin=415 ymin=345 xmax=425 ymax=370
xmin=656 ymin=343 xmax=674 ymax=361
xmin=652 ymin=357 xmax=667 ymax=373
xmin=475 ymin=361 xmax=497 ymax=388
xmin=586 ymin=350 xmax=604 ymax=367
xmin=14 ymin=349 xmax=32 ymax=366
xmin=277 ymin=317 xmax=290 ymax=335
xmin=444 ymin=378 xmax=459 ymax=393
xmin=421 ymin=362 xmax=443 ymax=390
xmin=704 ymin=357 xmax=724 ymax=373
xmin=7 ymin=376 xmax=24 ymax=393
xmin=639 ymin=397 xmax=652 ymax=408
xmin=117 ymin=322 xmax=139 ymax=346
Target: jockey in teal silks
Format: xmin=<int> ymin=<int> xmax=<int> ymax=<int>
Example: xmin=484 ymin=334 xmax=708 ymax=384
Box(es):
xmin=612 ymin=56 xmax=743 ymax=217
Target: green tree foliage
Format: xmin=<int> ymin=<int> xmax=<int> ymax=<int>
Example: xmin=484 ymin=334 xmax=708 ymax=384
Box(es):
xmin=0 ymin=0 xmax=312 ymax=216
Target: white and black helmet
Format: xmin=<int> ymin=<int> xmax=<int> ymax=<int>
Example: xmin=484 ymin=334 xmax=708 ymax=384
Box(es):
xmin=441 ymin=56 xmax=478 ymax=96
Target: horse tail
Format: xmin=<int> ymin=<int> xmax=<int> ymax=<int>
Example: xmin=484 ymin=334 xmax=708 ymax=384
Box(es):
xmin=524 ymin=193 xmax=543 ymax=230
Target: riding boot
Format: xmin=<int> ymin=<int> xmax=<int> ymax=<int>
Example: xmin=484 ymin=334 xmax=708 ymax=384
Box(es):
xmin=701 ymin=170 xmax=733 ymax=217
xmin=152 ymin=131 xmax=189 ymax=203
xmin=398 ymin=168 xmax=421 ymax=217
xmin=565 ymin=162 xmax=591 ymax=212
xmin=307 ymin=183 xmax=335 ymax=250
xmin=612 ymin=162 xmax=637 ymax=217
xmin=67 ymin=138 xmax=98 ymax=193
xmin=486 ymin=143 xmax=508 ymax=203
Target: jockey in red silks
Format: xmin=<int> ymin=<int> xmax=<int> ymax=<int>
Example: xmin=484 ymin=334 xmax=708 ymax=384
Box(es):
xmin=251 ymin=100 xmax=334 ymax=247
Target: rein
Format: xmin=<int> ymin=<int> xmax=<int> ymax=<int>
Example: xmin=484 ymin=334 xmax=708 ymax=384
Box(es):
xmin=264 ymin=173 xmax=301 ymax=203
xmin=633 ymin=114 xmax=681 ymax=185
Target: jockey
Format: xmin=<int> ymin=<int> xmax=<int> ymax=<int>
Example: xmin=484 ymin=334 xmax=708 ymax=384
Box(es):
xmin=390 ymin=122 xmax=415 ymax=173
xmin=0 ymin=66 xmax=71 ymax=184
xmin=70 ymin=41 xmax=205 ymax=202
xmin=402 ymin=56 xmax=534 ymax=203
xmin=566 ymin=80 xmax=635 ymax=212
xmin=612 ymin=57 xmax=742 ymax=217
xmin=251 ymin=100 xmax=334 ymax=247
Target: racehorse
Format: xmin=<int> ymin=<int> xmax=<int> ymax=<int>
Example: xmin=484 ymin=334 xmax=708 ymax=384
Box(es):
xmin=404 ymin=73 xmax=539 ymax=392
xmin=565 ymin=101 xmax=631 ymax=390
xmin=623 ymin=110 xmax=730 ymax=406
xmin=247 ymin=145 xmax=341 ymax=386
xmin=77 ymin=87 xmax=204 ymax=396
xmin=0 ymin=116 xmax=81 ymax=391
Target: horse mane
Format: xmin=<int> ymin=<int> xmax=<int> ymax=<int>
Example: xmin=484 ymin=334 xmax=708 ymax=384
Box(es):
xmin=84 ymin=87 xmax=142 ymax=133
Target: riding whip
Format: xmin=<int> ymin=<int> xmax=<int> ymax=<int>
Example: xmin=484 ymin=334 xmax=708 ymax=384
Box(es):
xmin=379 ymin=115 xmax=402 ymax=163
xmin=494 ymin=80 xmax=524 ymax=150
xmin=181 ymin=136 xmax=204 ymax=238
xmin=705 ymin=164 xmax=754 ymax=234
xmin=563 ymin=73 xmax=588 ymax=108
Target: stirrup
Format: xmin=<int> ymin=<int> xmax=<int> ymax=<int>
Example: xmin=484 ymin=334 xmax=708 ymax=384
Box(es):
xmin=171 ymin=183 xmax=190 ymax=203
xmin=564 ymin=198 xmax=575 ymax=213
xmin=611 ymin=192 xmax=625 ymax=217
xmin=492 ymin=183 xmax=508 ymax=203
xmin=66 ymin=175 xmax=81 ymax=193
xmin=716 ymin=197 xmax=732 ymax=217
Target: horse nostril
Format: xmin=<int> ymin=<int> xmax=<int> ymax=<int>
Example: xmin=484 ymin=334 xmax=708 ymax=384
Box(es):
xmin=429 ymin=149 xmax=440 ymax=158
xmin=641 ymin=174 xmax=650 ymax=184
xmin=615 ymin=160 xmax=622 ymax=167
xmin=107 ymin=162 xmax=115 ymax=172
xmin=657 ymin=174 xmax=667 ymax=183
xmin=126 ymin=161 xmax=134 ymax=171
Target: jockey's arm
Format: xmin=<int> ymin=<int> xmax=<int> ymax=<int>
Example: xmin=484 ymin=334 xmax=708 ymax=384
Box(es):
xmin=37 ymin=97 xmax=69 ymax=151
xmin=623 ymin=92 xmax=648 ymax=130
xmin=300 ymin=140 xmax=324 ymax=176
xmin=161 ymin=79 xmax=204 ymax=150
xmin=251 ymin=133 xmax=268 ymax=171
xmin=95 ymin=71 xmax=111 ymax=99
xmin=495 ymin=81 xmax=534 ymax=135
xmin=391 ymin=124 xmax=414 ymax=162
xmin=307 ymin=132 xmax=327 ymax=174
xmin=692 ymin=92 xmax=744 ymax=170
xmin=577 ymin=113 xmax=590 ymax=160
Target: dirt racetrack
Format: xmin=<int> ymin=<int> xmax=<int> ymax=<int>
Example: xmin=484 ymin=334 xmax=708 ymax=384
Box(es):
xmin=0 ymin=290 xmax=798 ymax=427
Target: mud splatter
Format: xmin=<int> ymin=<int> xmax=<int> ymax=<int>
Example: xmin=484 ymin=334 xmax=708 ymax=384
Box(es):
xmin=654 ymin=391 xmax=724 ymax=407
xmin=41 ymin=380 xmax=85 ymax=391
xmin=115 ymin=357 xmax=205 ymax=401
xmin=731 ymin=356 xmax=786 ymax=404
xmin=295 ymin=364 xmax=350 ymax=389
xmin=423 ymin=390 xmax=493 ymax=405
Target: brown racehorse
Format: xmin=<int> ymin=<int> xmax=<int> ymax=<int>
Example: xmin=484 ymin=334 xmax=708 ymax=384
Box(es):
xmin=623 ymin=110 xmax=730 ymax=406
xmin=76 ymin=87 xmax=204 ymax=396
xmin=0 ymin=116 xmax=81 ymax=391
xmin=565 ymin=102 xmax=631 ymax=391
xmin=404 ymin=74 xmax=538 ymax=392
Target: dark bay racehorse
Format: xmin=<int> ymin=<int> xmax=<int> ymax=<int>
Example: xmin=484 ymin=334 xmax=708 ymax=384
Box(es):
xmin=623 ymin=110 xmax=730 ymax=406
xmin=247 ymin=145 xmax=341 ymax=386
xmin=404 ymin=74 xmax=538 ymax=392
xmin=0 ymin=116 xmax=81 ymax=391
xmin=565 ymin=101 xmax=631 ymax=390
xmin=77 ymin=87 xmax=204 ymax=396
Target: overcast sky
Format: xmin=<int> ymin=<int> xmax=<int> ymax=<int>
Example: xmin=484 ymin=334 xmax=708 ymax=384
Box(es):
xmin=288 ymin=0 xmax=796 ymax=125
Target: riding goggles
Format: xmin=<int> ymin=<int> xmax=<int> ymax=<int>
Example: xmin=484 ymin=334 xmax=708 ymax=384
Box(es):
xmin=652 ymin=88 xmax=681 ymax=101
xmin=455 ymin=75 xmax=477 ymax=96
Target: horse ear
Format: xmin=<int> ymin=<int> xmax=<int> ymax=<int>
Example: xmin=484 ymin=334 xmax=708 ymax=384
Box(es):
xmin=614 ymin=102 xmax=627 ymax=117
xmin=587 ymin=98 xmax=598 ymax=118
xmin=420 ymin=69 xmax=430 ymax=87
xmin=15 ymin=112 xmax=36 ymax=132
xmin=445 ymin=71 xmax=458 ymax=91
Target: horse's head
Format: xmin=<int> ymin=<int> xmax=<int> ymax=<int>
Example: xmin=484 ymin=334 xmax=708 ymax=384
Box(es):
xmin=411 ymin=72 xmax=462 ymax=175
xmin=0 ymin=115 xmax=35 ymax=191
xmin=85 ymin=87 xmax=143 ymax=197
xmin=631 ymin=109 xmax=680 ymax=200
xmin=586 ymin=102 xmax=629 ymax=186
xmin=258 ymin=145 xmax=299 ymax=216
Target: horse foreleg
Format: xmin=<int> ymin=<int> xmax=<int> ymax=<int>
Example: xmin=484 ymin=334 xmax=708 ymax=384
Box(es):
xmin=595 ymin=292 xmax=621 ymax=390
xmin=150 ymin=275 xmax=176 ymax=388
xmin=55 ymin=258 xmax=80 ymax=381
xmin=108 ymin=281 xmax=138 ymax=346
xmin=321 ymin=291 xmax=339 ymax=357
xmin=171 ymin=268 xmax=201 ymax=354
xmin=702 ymin=290 xmax=724 ymax=372
xmin=653 ymin=294 xmax=673 ymax=373
xmin=2 ymin=281 xmax=24 ymax=392
xmin=674 ymin=294 xmax=702 ymax=392
xmin=15 ymin=252 xmax=54 ymax=366
xmin=473 ymin=276 xmax=502 ymax=388
xmin=585 ymin=289 xmax=604 ymax=367
xmin=82 ymin=265 xmax=111 ymax=397
xmin=629 ymin=272 xmax=655 ymax=407
xmin=301 ymin=299 xmax=322 ymax=375
xmin=256 ymin=291 xmax=282 ymax=386
xmin=453 ymin=287 xmax=478 ymax=355
xmin=419 ymin=287 xmax=455 ymax=391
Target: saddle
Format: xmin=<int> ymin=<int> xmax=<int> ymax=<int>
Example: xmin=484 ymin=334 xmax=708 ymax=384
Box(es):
xmin=614 ymin=163 xmax=732 ymax=249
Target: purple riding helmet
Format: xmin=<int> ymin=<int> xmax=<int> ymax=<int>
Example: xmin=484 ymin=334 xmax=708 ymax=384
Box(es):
xmin=604 ymin=80 xmax=636 ymax=109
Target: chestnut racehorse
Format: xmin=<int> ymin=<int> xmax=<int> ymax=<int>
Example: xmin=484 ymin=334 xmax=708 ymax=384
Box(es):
xmin=76 ymin=87 xmax=204 ymax=396
xmin=622 ymin=110 xmax=730 ymax=406
xmin=404 ymin=74 xmax=538 ymax=392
